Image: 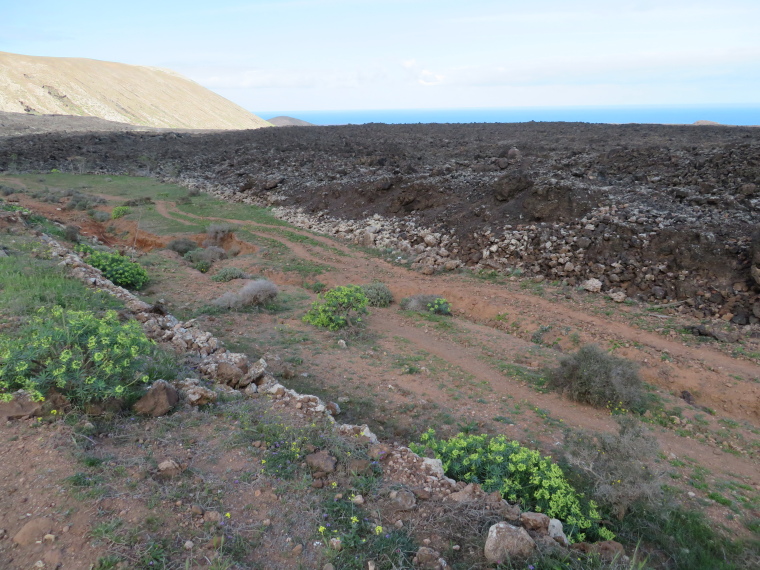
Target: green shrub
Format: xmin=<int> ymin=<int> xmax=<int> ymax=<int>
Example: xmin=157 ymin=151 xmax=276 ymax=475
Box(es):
xmin=547 ymin=345 xmax=647 ymax=412
xmin=111 ymin=206 xmax=130 ymax=219
xmin=88 ymin=252 xmax=149 ymax=289
xmin=303 ymin=285 xmax=369 ymax=330
xmin=166 ymin=238 xmax=198 ymax=256
xmin=0 ymin=306 xmax=161 ymax=405
xmin=193 ymin=260 xmax=211 ymax=273
xmin=211 ymin=267 xmax=249 ymax=282
xmin=305 ymin=281 xmax=327 ymax=293
xmin=400 ymin=294 xmax=451 ymax=315
xmin=410 ymin=430 xmax=608 ymax=542
xmin=361 ymin=282 xmax=394 ymax=307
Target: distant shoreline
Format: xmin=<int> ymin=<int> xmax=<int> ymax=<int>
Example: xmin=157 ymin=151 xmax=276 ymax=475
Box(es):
xmin=254 ymin=106 xmax=760 ymax=127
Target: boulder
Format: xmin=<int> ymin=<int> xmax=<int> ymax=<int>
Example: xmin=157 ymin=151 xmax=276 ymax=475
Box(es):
xmin=414 ymin=546 xmax=448 ymax=569
xmin=593 ymin=540 xmax=625 ymax=561
xmin=581 ymin=278 xmax=603 ymax=293
xmin=447 ymin=483 xmax=482 ymax=503
xmin=13 ymin=518 xmax=52 ymax=546
xmin=157 ymin=459 xmax=185 ymax=478
xmin=133 ymin=380 xmax=178 ymax=416
xmin=0 ymin=392 xmax=43 ymax=421
xmin=216 ymin=362 xmax=247 ymax=386
xmin=520 ymin=511 xmax=549 ymax=534
xmin=494 ymin=172 xmax=534 ymax=201
xmin=484 ymin=522 xmax=536 ymax=563
xmin=305 ymin=450 xmax=337 ymax=473
xmin=389 ymin=489 xmax=417 ymax=511
xmin=548 ymin=518 xmax=568 ymax=546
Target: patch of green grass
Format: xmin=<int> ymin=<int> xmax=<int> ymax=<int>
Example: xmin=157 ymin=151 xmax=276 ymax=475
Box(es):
xmin=0 ymin=251 xmax=123 ymax=318
xmin=491 ymin=359 xmax=548 ymax=392
xmin=280 ymin=258 xmax=333 ymax=277
xmin=707 ymin=492 xmax=733 ymax=507
xmin=178 ymin=197 xmax=287 ymax=226
xmin=614 ymin=505 xmax=760 ymax=570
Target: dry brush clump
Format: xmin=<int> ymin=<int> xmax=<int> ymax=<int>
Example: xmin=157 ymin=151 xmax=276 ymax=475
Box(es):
xmin=211 ymin=266 xmax=249 ymax=282
xmin=166 ymin=238 xmax=198 ymax=256
xmin=184 ymin=246 xmax=227 ymax=272
xmin=400 ymin=294 xmax=452 ymax=315
xmin=563 ymin=417 xmax=663 ymax=520
xmin=212 ymin=279 xmax=279 ymax=310
xmin=203 ymin=223 xmax=234 ymax=247
xmin=547 ymin=344 xmax=647 ymax=413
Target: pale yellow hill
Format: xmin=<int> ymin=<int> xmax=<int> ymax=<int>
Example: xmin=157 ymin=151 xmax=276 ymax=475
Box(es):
xmin=0 ymin=51 xmax=271 ymax=130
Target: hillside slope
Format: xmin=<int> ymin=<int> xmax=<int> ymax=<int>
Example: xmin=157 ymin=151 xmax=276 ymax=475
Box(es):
xmin=0 ymin=51 xmax=271 ymax=130
xmin=266 ymin=115 xmax=315 ymax=127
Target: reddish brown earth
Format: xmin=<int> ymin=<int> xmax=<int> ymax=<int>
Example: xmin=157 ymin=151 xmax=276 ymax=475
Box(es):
xmin=2 ymin=177 xmax=759 ymax=568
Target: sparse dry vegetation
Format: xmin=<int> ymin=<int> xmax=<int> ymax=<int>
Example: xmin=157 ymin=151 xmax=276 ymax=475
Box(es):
xmin=166 ymin=237 xmax=198 ymax=256
xmin=547 ymin=345 xmax=647 ymax=412
xmin=212 ymin=279 xmax=279 ymax=309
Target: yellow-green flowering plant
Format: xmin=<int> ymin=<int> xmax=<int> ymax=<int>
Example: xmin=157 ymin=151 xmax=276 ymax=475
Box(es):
xmin=86 ymin=251 xmax=149 ymax=289
xmin=410 ymin=429 xmax=610 ymax=542
xmin=0 ymin=306 xmax=160 ymax=406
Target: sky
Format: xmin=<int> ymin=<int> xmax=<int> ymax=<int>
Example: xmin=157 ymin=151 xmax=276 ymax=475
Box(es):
xmin=3 ymin=0 xmax=760 ymax=114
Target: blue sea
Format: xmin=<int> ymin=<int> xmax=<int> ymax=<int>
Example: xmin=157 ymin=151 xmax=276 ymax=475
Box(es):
xmin=259 ymin=106 xmax=760 ymax=127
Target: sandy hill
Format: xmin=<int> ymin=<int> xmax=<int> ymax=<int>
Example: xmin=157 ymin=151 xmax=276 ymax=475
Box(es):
xmin=0 ymin=51 xmax=271 ymax=130
xmin=266 ymin=115 xmax=315 ymax=127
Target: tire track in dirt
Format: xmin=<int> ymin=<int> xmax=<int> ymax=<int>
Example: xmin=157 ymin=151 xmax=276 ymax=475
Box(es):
xmin=370 ymin=310 xmax=759 ymax=481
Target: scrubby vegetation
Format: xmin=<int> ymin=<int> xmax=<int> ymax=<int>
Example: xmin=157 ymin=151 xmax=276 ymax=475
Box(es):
xmin=90 ymin=210 xmax=110 ymax=223
xmin=166 ymin=237 xmax=198 ymax=256
xmin=361 ymin=281 xmax=394 ymax=307
xmin=62 ymin=190 xmax=107 ymax=211
xmin=303 ymin=285 xmax=369 ymax=330
xmin=547 ymin=345 xmax=647 ymax=412
xmin=0 ymin=306 xmax=166 ymax=406
xmin=563 ymin=417 xmax=662 ymax=520
xmin=184 ymin=245 xmax=226 ymax=264
xmin=87 ymin=251 xmax=149 ymax=289
xmin=204 ymin=222 xmax=234 ymax=246
xmin=0 ymin=249 xmax=174 ymax=408
xmin=110 ymin=205 xmax=130 ymax=219
xmin=212 ymin=279 xmax=279 ymax=310
xmin=211 ymin=266 xmax=249 ymax=282
xmin=411 ymin=429 xmax=611 ymax=542
xmin=401 ymin=294 xmax=451 ymax=315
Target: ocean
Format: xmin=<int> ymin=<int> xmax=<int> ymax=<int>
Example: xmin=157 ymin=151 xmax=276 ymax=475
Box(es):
xmin=259 ymin=106 xmax=760 ymax=127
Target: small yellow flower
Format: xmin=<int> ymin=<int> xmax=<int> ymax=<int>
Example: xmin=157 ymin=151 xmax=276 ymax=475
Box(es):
xmin=225 ymin=512 xmax=231 ymax=518
xmin=350 ymin=516 xmax=359 ymax=524
xmin=374 ymin=526 xmax=383 ymax=535
xmin=318 ymin=525 xmax=326 ymax=533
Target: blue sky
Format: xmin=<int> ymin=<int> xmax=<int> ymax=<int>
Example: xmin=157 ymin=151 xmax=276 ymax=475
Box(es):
xmin=3 ymin=0 xmax=759 ymax=113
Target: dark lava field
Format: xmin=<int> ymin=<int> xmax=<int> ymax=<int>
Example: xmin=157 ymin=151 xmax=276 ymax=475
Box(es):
xmin=2 ymin=121 xmax=760 ymax=321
